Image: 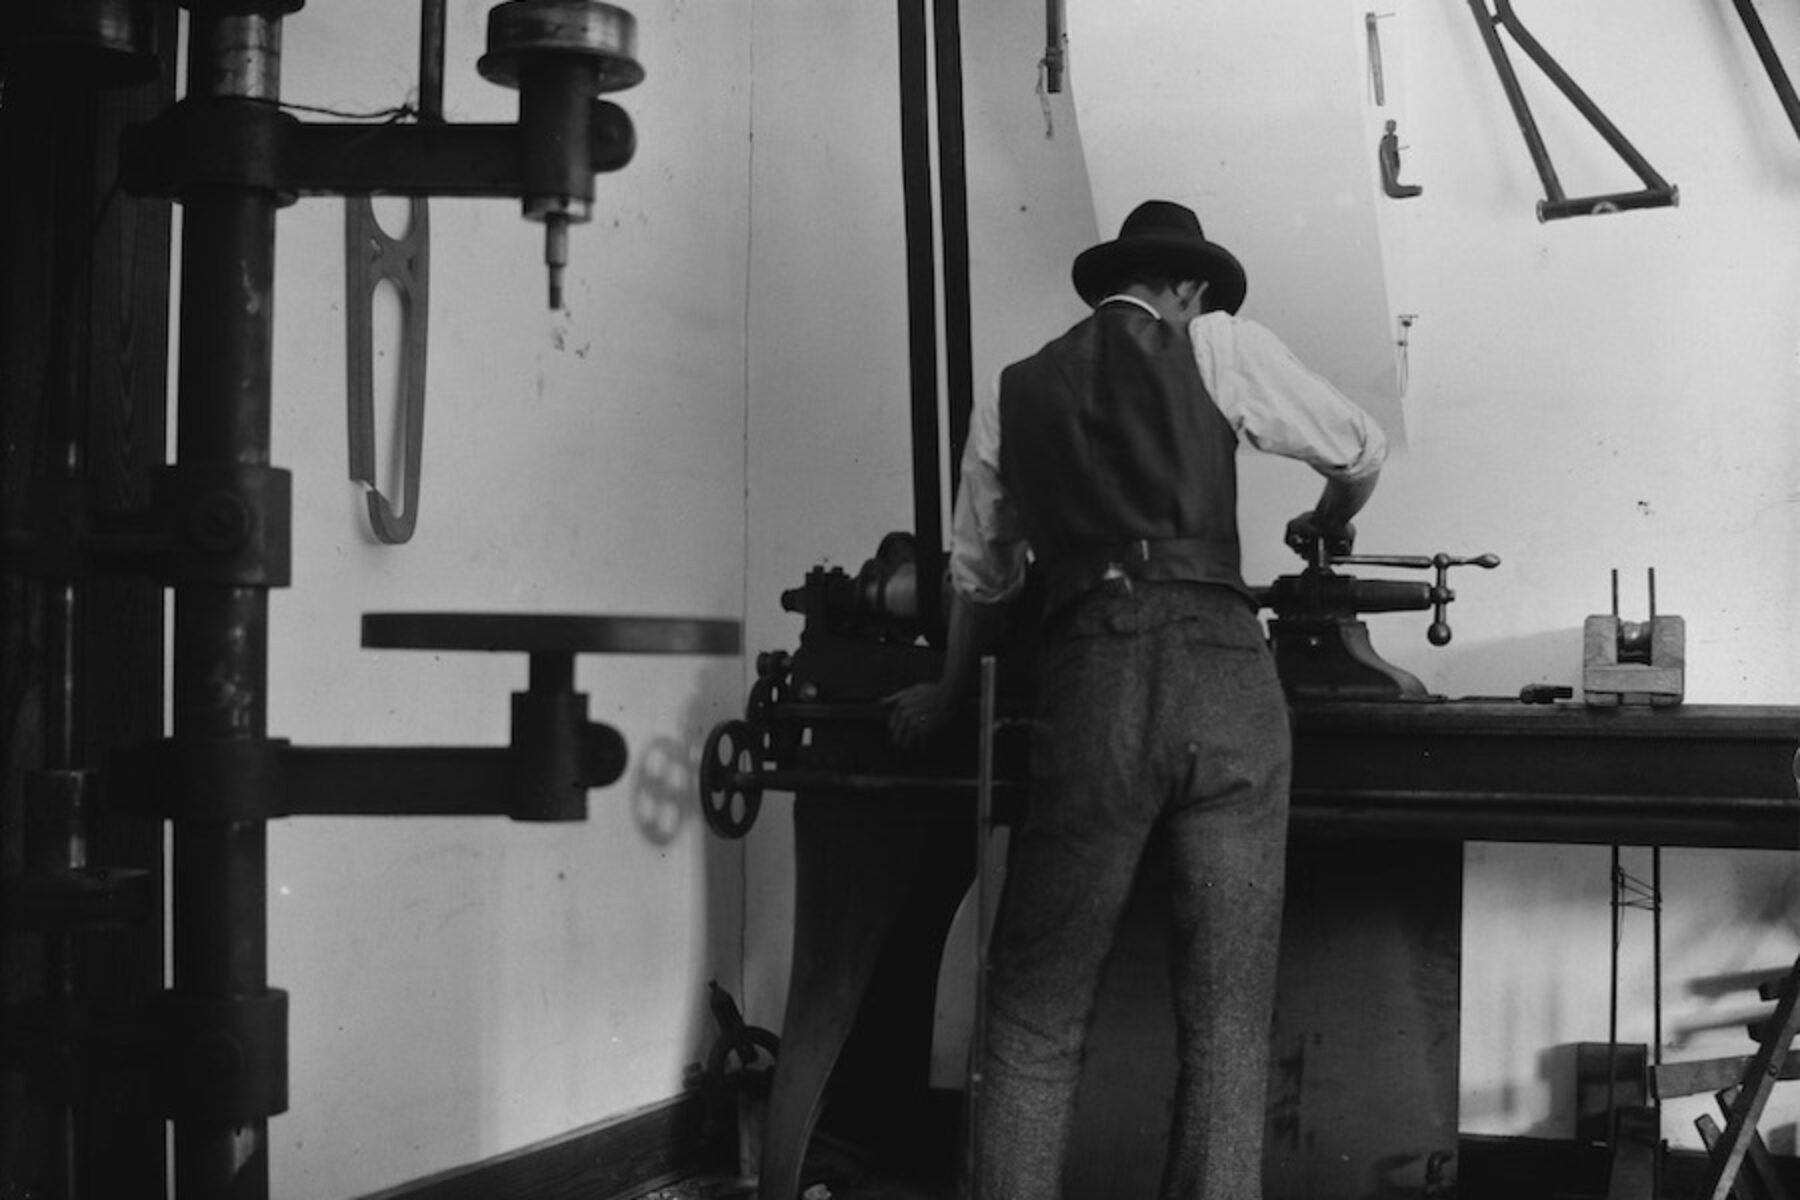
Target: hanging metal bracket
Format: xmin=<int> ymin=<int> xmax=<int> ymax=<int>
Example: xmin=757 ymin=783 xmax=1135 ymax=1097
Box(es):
xmin=345 ymin=195 xmax=430 ymax=544
xmin=1466 ymin=0 xmax=1677 ymax=221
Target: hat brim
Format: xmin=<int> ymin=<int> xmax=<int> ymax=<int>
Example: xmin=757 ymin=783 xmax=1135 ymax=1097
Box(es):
xmin=1071 ymin=236 xmax=1247 ymax=314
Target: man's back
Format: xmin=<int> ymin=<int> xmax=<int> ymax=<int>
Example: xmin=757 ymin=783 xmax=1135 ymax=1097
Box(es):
xmin=998 ymin=300 xmax=1247 ymax=607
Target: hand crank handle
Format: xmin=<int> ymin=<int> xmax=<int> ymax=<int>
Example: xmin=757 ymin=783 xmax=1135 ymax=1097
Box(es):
xmin=1427 ymin=552 xmax=1501 ymax=645
xmin=1428 ymin=594 xmax=1455 ymax=646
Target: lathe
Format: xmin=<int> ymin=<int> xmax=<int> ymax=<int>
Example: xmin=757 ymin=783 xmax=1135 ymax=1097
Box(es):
xmin=702 ymin=534 xmax=1800 ymax=1200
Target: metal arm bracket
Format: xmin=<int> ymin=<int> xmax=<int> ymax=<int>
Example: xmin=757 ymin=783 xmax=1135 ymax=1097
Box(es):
xmin=1466 ymin=0 xmax=1678 ymax=221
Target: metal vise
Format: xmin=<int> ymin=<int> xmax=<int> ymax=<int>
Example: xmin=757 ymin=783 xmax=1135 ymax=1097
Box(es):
xmin=1256 ymin=551 xmax=1500 ymax=701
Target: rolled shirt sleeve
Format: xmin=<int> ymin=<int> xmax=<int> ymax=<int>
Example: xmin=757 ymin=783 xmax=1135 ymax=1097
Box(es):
xmin=948 ymin=376 xmax=1030 ymax=603
xmin=1189 ymin=311 xmax=1388 ymax=481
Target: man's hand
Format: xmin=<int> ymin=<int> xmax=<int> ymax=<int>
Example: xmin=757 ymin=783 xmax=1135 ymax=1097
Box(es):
xmin=886 ymin=682 xmax=958 ymax=750
xmin=1284 ymin=511 xmax=1356 ymax=563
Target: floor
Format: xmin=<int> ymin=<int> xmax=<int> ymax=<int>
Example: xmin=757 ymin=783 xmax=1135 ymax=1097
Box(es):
xmin=628 ymin=1133 xmax=947 ymax=1200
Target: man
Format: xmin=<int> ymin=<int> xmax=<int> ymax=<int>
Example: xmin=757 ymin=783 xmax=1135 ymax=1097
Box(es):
xmin=888 ymin=199 xmax=1386 ymax=1199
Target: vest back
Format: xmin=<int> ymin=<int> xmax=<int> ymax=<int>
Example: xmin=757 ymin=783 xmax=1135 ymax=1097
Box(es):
xmin=998 ymin=303 xmax=1246 ymax=610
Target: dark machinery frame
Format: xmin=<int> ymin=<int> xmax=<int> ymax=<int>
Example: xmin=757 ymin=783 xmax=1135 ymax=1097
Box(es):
xmin=0 ymin=5 xmax=739 ymax=1199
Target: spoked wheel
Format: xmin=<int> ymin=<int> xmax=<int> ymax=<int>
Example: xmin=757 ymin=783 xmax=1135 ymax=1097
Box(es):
xmin=699 ymin=719 xmax=763 ymax=838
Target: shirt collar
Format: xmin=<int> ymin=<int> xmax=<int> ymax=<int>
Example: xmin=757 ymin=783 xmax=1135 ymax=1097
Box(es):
xmin=1096 ymin=293 xmax=1160 ymax=319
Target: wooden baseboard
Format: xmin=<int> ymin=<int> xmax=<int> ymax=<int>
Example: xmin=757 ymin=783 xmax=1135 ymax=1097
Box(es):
xmin=354 ymin=1092 xmax=726 ymax=1200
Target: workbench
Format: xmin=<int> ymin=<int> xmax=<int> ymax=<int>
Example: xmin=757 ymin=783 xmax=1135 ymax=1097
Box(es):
xmin=739 ymin=631 xmax=1800 ymax=1200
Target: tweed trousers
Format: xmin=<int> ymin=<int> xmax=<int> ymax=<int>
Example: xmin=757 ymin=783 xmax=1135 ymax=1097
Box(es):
xmin=976 ymin=582 xmax=1291 ymax=1200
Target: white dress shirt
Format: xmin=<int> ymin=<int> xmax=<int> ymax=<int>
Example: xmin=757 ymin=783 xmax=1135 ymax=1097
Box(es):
xmin=949 ymin=295 xmax=1388 ymax=603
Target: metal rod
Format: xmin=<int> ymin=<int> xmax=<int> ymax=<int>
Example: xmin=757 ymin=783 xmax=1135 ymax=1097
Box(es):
xmin=897 ymin=0 xmax=944 ymax=634
xmin=1043 ymin=0 xmax=1065 ymax=93
xmin=1466 ymin=0 xmax=1565 ymax=203
xmin=968 ymin=655 xmax=998 ymax=1200
xmin=742 ymin=767 xmax=1027 ymax=797
xmin=40 ymin=79 xmax=97 ymax=1200
xmin=1729 ymin=0 xmax=1800 ymax=145
xmin=1620 ymin=845 xmax=1634 ymax=1137
xmin=935 ymin=0 xmax=974 ymax=508
xmin=1537 ymin=187 xmax=1677 ymax=222
xmin=172 ymin=9 xmax=284 ymax=1197
xmin=1492 ymin=0 xmax=1667 ymax=190
xmin=1651 ymin=844 xmax=1663 ymax=1199
xmin=44 ymin=248 xmax=83 ymax=1200
xmin=728 ymin=762 xmax=1788 ymax=845
xmin=419 ymin=0 xmax=447 ymax=124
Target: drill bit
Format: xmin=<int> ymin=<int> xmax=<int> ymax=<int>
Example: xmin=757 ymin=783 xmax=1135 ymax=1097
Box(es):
xmin=545 ymin=210 xmax=569 ymax=309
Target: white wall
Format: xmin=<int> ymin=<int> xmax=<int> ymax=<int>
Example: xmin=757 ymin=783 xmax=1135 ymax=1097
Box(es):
xmin=740 ymin=0 xmax=1800 ymax=1159
xmin=251 ymin=3 xmax=754 ymax=1195
xmin=1374 ymin=0 xmax=1800 ymax=1148
xmin=233 ymin=0 xmax=1799 ymax=1191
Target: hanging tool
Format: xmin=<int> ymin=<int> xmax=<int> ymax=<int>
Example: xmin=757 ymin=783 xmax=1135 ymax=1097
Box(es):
xmin=345 ymin=0 xmax=440 ymax=544
xmin=345 ymin=196 xmax=430 ymax=544
xmin=1366 ymin=12 xmax=1389 ymax=107
xmin=1465 ymin=0 xmax=1677 ymax=221
xmin=1379 ymin=119 xmax=1422 ymax=199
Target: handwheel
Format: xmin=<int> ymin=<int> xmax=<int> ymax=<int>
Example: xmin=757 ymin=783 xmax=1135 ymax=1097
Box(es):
xmin=700 ymin=719 xmax=763 ymax=838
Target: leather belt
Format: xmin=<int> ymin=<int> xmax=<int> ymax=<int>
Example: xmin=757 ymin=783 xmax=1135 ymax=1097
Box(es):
xmin=1040 ymin=536 xmax=1245 ymax=616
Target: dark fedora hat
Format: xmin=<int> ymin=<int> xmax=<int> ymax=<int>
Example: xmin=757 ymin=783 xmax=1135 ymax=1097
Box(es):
xmin=1071 ymin=200 xmax=1248 ymax=314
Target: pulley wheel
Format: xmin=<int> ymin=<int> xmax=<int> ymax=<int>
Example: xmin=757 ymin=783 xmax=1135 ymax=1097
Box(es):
xmin=699 ymin=720 xmax=762 ymax=839
xmin=479 ymin=0 xmax=645 ymax=93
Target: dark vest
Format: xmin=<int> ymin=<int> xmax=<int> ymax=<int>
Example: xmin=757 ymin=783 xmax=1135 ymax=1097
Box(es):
xmin=998 ymin=301 xmax=1246 ymax=614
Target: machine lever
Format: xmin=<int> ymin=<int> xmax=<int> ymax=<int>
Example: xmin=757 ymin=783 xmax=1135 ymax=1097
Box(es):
xmin=1333 ymin=552 xmax=1501 ymax=571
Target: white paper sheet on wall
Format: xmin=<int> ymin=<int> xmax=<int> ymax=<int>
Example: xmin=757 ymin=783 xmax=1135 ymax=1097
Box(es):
xmin=1067 ymin=0 xmax=1408 ymax=446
